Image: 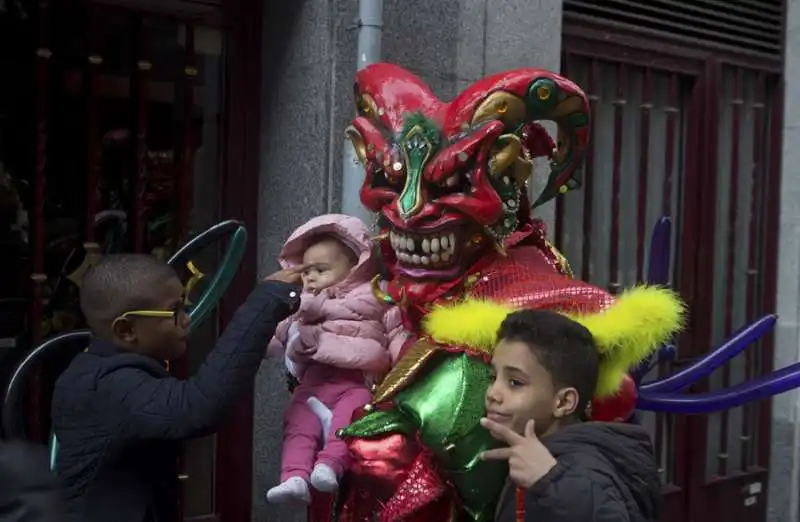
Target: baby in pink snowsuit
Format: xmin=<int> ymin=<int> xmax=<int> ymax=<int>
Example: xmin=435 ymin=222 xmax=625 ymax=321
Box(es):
xmin=265 ymin=214 xmax=401 ymax=504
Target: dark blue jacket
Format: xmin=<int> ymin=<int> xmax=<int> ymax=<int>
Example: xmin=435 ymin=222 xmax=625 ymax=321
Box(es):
xmin=496 ymin=422 xmax=660 ymax=522
xmin=0 ymin=441 xmax=62 ymax=522
xmin=51 ymin=281 xmax=299 ymax=522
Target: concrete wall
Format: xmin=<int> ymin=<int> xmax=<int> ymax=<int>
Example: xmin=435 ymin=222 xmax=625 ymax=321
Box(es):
xmin=253 ymin=1 xmax=564 ymax=520
xmin=768 ymin=0 xmax=800 ymax=520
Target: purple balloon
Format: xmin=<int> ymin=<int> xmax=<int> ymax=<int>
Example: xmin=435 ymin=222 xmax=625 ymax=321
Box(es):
xmin=632 ymin=216 xmax=673 ymax=384
xmin=630 ymin=216 xmax=788 ymax=415
xmin=640 ymin=314 xmax=777 ymax=394
xmin=646 ymin=216 xmax=672 ymax=286
xmin=637 ymin=361 xmax=800 ymax=414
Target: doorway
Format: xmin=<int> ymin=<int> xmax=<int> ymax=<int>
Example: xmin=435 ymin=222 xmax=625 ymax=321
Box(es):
xmin=0 ymin=1 xmax=262 ymax=521
xmin=559 ymin=2 xmax=785 ymax=520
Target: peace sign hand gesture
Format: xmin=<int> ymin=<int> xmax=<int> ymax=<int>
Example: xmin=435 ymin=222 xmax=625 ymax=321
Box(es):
xmin=480 ymin=417 xmax=557 ymax=489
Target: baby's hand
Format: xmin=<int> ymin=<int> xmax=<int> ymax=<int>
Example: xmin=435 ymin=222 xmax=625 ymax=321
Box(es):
xmin=289 ymin=339 xmax=318 ymax=362
xmin=295 ymin=341 xmax=318 ymax=358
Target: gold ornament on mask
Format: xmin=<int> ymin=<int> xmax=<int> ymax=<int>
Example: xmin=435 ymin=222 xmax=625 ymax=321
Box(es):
xmin=371 ymin=275 xmax=395 ymax=305
xmin=536 ymin=85 xmax=552 ymax=101
xmin=512 ymin=156 xmax=533 ymax=186
xmin=357 ymin=92 xmax=378 ymax=117
xmin=551 ymin=95 xmax=585 ymax=119
xmin=345 ymin=126 xmax=368 ymax=166
xmin=472 ymin=91 xmax=526 ymax=129
xmin=488 ymin=134 xmax=522 ymax=177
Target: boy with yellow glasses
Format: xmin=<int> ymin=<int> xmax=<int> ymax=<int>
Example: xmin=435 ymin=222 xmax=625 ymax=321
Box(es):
xmin=51 ymin=253 xmax=305 ymax=522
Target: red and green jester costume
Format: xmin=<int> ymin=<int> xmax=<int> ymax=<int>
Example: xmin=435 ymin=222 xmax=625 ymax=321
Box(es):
xmin=310 ymin=63 xmax=685 ymax=522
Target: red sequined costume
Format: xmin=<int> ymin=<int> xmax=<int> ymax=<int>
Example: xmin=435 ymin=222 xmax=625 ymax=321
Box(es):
xmin=305 ymin=63 xmax=681 ymax=522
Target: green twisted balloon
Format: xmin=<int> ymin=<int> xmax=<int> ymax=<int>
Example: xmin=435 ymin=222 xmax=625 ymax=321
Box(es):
xmin=167 ymin=220 xmax=248 ymax=329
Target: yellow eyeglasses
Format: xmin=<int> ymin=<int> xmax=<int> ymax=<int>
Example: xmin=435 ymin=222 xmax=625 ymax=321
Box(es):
xmin=118 ymin=304 xmax=188 ymax=326
xmin=115 ymin=264 xmax=199 ymax=328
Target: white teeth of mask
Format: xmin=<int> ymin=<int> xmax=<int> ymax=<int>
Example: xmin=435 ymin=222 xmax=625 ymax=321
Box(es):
xmin=391 ymin=231 xmax=457 ymax=265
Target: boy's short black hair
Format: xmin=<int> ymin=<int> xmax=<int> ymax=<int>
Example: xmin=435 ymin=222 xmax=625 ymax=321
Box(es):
xmin=498 ymin=309 xmax=599 ymax=412
xmin=80 ymin=253 xmax=178 ymax=335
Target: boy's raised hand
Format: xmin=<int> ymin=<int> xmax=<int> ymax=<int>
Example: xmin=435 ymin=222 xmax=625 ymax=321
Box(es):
xmin=480 ymin=418 xmax=557 ymax=489
xmin=263 ymin=264 xmax=309 ymax=285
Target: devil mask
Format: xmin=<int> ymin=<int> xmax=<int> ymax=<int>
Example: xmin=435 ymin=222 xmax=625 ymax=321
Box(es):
xmin=347 ymin=63 xmax=589 ymax=287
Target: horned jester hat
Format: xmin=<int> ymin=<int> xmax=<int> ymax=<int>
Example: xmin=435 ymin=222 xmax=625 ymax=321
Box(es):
xmin=327 ymin=63 xmax=686 ymax=521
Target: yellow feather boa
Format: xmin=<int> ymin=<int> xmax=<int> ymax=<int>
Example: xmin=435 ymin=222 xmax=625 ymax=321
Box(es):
xmin=420 ymin=286 xmax=686 ymax=397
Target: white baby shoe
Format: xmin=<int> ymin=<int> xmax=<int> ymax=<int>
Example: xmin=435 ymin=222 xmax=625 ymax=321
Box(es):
xmin=310 ymin=463 xmax=339 ymax=492
xmin=266 ymin=476 xmax=310 ymax=504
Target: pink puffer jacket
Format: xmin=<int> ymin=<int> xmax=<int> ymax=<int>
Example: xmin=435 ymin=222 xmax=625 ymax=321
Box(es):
xmin=267 ymin=214 xmax=406 ymax=372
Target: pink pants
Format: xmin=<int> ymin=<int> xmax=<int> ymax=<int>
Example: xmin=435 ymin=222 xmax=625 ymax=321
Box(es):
xmin=280 ymin=365 xmax=372 ymax=482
